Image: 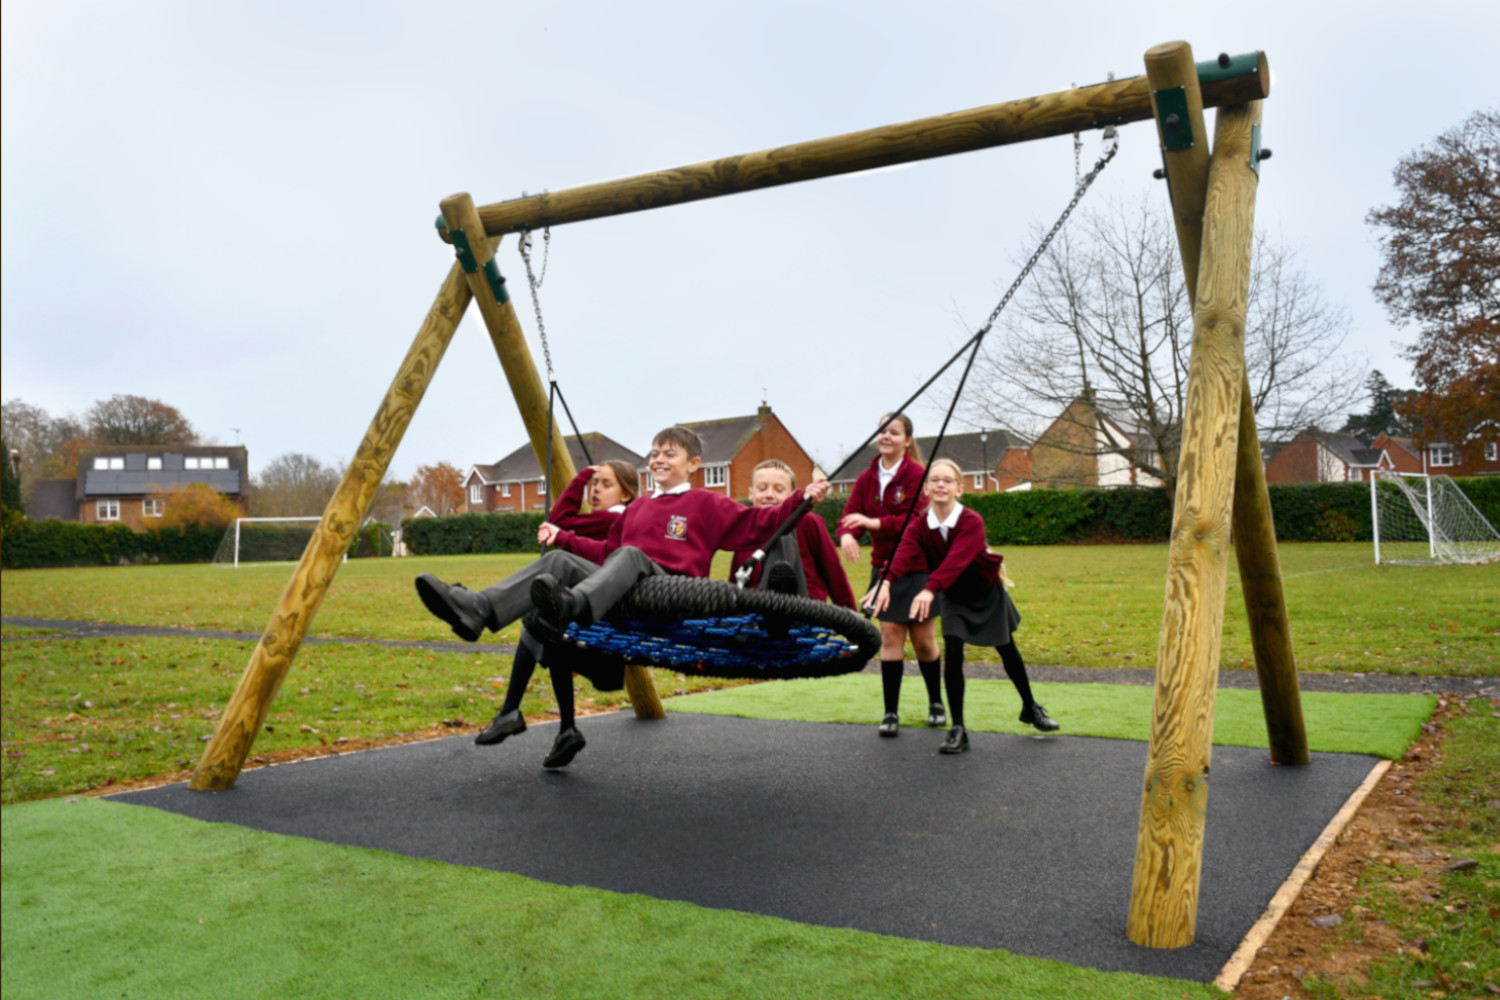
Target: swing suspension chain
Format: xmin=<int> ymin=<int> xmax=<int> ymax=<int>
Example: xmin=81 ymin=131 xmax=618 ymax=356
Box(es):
xmin=518 ymin=227 xmax=555 ymax=381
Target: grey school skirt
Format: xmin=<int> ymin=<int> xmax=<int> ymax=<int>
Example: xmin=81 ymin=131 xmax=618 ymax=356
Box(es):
xmin=940 ymin=579 xmax=1021 ymax=647
xmin=872 ymin=568 xmax=930 ymax=625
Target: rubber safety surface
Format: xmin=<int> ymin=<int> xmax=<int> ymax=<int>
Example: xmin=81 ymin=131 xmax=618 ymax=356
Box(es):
xmin=118 ymin=712 xmax=1380 ymax=981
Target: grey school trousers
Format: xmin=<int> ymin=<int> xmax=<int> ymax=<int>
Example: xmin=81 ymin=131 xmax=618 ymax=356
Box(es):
xmin=477 ymin=546 xmax=665 ymax=633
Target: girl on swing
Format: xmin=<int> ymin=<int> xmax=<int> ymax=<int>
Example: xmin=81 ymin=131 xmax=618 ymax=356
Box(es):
xmin=838 ymin=413 xmax=945 ymax=736
xmin=869 ymin=458 xmax=1059 ymax=753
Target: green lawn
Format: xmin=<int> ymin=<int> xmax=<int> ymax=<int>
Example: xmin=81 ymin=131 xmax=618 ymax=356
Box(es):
xmin=3 ymin=542 xmax=1497 ymax=674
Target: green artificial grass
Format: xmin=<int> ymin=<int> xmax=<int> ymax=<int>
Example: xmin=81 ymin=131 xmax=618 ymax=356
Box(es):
xmin=665 ymin=676 xmax=1433 ymax=761
xmin=4 ymin=542 xmax=1496 ymax=674
xmin=0 ymin=796 xmax=1223 ymax=1000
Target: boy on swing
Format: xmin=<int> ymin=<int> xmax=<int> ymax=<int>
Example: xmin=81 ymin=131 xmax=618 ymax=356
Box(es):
xmin=414 ymin=425 xmax=830 ymax=768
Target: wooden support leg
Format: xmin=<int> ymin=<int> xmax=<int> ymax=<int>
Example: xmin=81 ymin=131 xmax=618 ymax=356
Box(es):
xmin=1126 ymin=98 xmax=1264 ymax=948
xmin=191 ymin=260 xmax=477 ymax=790
xmin=1144 ymin=41 xmax=1306 ymax=766
xmin=438 ymin=192 xmax=665 ymax=721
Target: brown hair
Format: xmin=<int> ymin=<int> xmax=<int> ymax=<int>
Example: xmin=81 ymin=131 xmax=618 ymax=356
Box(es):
xmin=752 ymin=458 xmax=796 ymax=488
xmin=878 ymin=412 xmax=923 ymax=464
xmin=602 ymin=459 xmax=641 ymax=503
xmin=652 ymin=425 xmax=704 ymax=461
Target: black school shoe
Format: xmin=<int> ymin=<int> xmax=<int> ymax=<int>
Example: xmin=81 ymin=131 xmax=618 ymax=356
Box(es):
xmin=878 ymin=713 xmax=900 ymax=737
xmin=530 ymin=574 xmax=585 ymax=643
xmin=542 ymin=727 xmax=587 ymax=768
xmin=415 ymin=574 xmax=490 ymax=642
xmin=1019 ymin=702 xmax=1060 ymax=732
xmin=927 ymin=702 xmax=946 ymax=727
xmin=939 ymin=724 xmax=969 ymax=754
xmin=474 ymin=708 xmax=526 ymax=745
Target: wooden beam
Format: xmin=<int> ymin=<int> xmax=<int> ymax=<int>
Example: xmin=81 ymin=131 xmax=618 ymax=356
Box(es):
xmin=192 ymin=258 xmax=478 ymax=790
xmin=449 ymin=53 xmax=1269 ymax=238
xmin=1126 ymin=99 xmax=1263 ymax=948
xmin=438 ymin=192 xmax=666 ymax=722
xmin=1144 ymin=41 xmax=1307 ymax=768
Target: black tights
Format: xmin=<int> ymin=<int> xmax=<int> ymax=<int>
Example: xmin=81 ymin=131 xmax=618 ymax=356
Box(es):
xmin=880 ymin=658 xmax=943 ymax=716
xmin=942 ymin=640 xmax=1037 ymax=728
xmin=499 ymin=644 xmax=576 ymax=729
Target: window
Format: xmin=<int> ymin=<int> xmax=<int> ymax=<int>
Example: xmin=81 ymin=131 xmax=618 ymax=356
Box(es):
xmin=469 ymin=484 xmax=482 ymax=505
xmin=1430 ymin=445 xmax=1454 ymax=467
xmin=501 ymin=483 xmax=511 ymax=498
xmin=147 ymin=457 xmax=162 ymax=470
xmin=1487 ymin=442 xmax=1498 ymax=462
xmin=93 ymin=457 xmax=109 ymax=470
xmin=642 ymin=472 xmax=655 ymax=493
xmin=973 ymin=474 xmax=984 ymax=489
xmin=185 ymin=457 xmax=200 ymax=470
xmin=97 ymin=499 xmax=120 ymax=521
xmin=214 ymin=457 xmax=229 ymax=469
xmin=143 ymin=498 xmax=164 ymax=518
xmin=704 ymin=465 xmax=726 ymax=488
xmin=109 ymin=457 xmax=124 ymax=470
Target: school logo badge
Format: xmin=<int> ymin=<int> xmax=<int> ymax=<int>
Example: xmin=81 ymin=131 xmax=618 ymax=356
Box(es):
xmin=666 ymin=514 xmax=688 ymax=541
xmin=893 ymin=486 xmax=905 ymax=504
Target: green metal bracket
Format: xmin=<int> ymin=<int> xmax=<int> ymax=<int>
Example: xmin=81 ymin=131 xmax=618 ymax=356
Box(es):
xmin=1153 ymin=86 xmax=1194 ymax=151
xmin=450 ymin=230 xmax=479 ymax=274
xmin=1250 ymin=123 xmax=1263 ymax=177
xmin=1196 ymin=51 xmax=1260 ymax=85
xmin=483 ymin=259 xmax=510 ymax=304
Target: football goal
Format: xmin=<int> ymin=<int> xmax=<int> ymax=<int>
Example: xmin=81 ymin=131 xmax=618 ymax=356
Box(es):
xmin=212 ymin=517 xmax=325 ymax=568
xmin=1370 ymin=471 xmax=1500 ymax=566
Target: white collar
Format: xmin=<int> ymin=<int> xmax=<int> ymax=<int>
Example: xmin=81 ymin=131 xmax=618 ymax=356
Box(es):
xmin=651 ymin=481 xmax=692 ymax=498
xmin=606 ymin=503 xmax=628 ymax=513
xmin=927 ymin=502 xmax=963 ymax=533
xmin=878 ymin=456 xmax=903 ymax=479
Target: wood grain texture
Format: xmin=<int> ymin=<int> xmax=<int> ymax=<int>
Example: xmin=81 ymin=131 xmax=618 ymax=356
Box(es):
xmin=439 ymin=193 xmax=665 ymax=721
xmin=191 ymin=260 xmax=477 ymax=791
xmin=1127 ymin=100 xmax=1263 ymax=948
xmin=455 ymin=56 xmax=1269 ymax=237
xmin=1146 ymin=43 xmax=1307 ymax=770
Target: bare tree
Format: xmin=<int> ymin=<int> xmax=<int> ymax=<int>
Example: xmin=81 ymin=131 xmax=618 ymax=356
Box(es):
xmin=85 ymin=394 xmax=197 ymax=446
xmin=956 ymin=197 xmax=1363 ymax=491
xmin=1 ymin=398 xmax=88 ymax=497
xmin=250 ymin=452 xmax=342 ymax=516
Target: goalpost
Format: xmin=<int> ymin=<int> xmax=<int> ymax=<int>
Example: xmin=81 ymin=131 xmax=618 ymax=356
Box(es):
xmin=1370 ymin=471 xmax=1500 ymax=565
xmin=212 ymin=517 xmax=325 ymax=568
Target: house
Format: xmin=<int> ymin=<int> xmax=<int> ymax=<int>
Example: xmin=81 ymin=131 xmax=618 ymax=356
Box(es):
xmin=463 ymin=433 xmax=646 ymax=513
xmin=1373 ymin=427 xmax=1500 ymax=479
xmin=828 ymin=429 xmax=1031 ymax=494
xmin=62 ymin=444 xmax=250 ymax=528
xmin=677 ymin=405 xmax=817 ymax=497
xmin=1029 ymin=398 xmax=1167 ymax=489
xmin=1264 ymin=430 xmax=1383 ymax=483
xmin=27 ymin=479 xmax=80 ymax=521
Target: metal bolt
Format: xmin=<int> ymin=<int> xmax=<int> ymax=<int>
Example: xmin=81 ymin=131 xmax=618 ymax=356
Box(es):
xmin=1217 ymin=52 xmax=1231 ymax=68
xmin=1153 ymin=168 xmax=1167 ymax=180
xmin=1165 ymin=113 xmax=1180 ymax=130
xmin=1259 ymin=148 xmax=1273 ymax=161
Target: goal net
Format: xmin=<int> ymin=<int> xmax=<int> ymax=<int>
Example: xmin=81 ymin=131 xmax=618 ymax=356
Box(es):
xmin=1370 ymin=471 xmax=1500 ymax=566
xmin=212 ymin=517 xmax=323 ymax=568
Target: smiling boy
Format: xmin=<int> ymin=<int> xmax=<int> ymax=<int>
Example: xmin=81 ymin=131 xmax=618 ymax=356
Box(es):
xmin=414 ymin=425 xmax=829 ymax=768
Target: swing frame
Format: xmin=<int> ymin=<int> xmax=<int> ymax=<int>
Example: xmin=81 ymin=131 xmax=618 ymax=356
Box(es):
xmin=193 ymin=40 xmax=1296 ymax=952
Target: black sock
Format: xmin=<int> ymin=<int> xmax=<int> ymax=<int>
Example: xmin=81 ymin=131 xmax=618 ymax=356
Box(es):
xmin=499 ymin=642 xmax=537 ymax=715
xmin=880 ymin=659 xmax=903 ymax=715
xmin=550 ymin=665 xmax=576 ymax=730
xmin=944 ymin=643 xmax=967 ymax=727
xmin=997 ymin=641 xmax=1034 ymax=708
xmin=917 ymin=658 xmax=942 ymax=708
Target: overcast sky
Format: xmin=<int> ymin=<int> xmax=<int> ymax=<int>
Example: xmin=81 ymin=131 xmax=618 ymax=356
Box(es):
xmin=4 ymin=1 xmax=1497 ymax=481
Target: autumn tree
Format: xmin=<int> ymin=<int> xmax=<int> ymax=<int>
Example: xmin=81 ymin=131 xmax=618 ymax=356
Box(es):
xmin=1368 ymin=108 xmax=1500 ymax=447
xmin=960 ymin=198 xmax=1363 ymax=490
xmin=86 ymin=394 xmax=197 ymax=446
xmin=1 ymin=398 xmax=89 ymax=492
xmin=407 ymin=461 xmax=465 ymax=515
xmin=250 ymin=452 xmax=342 ymax=516
xmin=153 ymin=483 xmax=242 ymax=530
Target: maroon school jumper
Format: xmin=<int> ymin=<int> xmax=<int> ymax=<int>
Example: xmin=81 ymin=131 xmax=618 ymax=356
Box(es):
xmin=729 ymin=515 xmax=859 ymax=609
xmin=547 ymin=468 xmax=624 ymax=541
xmin=838 ymin=456 xmax=930 ymax=569
xmin=886 ymin=505 xmax=1001 ymax=594
xmin=554 ymin=487 xmax=812 ymax=578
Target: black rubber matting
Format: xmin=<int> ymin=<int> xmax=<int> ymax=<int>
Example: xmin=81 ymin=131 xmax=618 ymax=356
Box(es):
xmin=117 ymin=712 xmax=1379 ymax=981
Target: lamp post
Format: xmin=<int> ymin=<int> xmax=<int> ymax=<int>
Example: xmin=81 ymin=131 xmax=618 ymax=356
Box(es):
xmin=980 ymin=431 xmax=989 ymax=490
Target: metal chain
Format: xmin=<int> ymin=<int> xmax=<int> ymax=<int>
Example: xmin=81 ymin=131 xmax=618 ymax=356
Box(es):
xmin=1073 ymin=129 xmax=1082 ymax=187
xmin=518 ymin=227 xmax=554 ymax=380
xmin=975 ymin=128 xmax=1118 ymax=341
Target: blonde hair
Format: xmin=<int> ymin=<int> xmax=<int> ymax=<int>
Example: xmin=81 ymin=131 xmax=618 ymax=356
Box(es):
xmin=602 ymin=460 xmax=641 ymax=503
xmin=928 ymin=457 xmax=963 ymax=482
xmin=752 ymin=459 xmax=796 ymax=488
xmin=878 ymin=413 xmax=923 ymax=464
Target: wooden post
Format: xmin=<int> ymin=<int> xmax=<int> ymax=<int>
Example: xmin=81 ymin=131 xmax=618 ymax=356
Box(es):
xmin=438 ymin=192 xmax=665 ymax=721
xmin=192 ymin=259 xmax=478 ymax=790
xmin=1144 ymin=41 xmax=1307 ymax=767
xmin=447 ymin=55 xmax=1269 ymax=238
xmin=1126 ymin=99 xmax=1264 ymax=947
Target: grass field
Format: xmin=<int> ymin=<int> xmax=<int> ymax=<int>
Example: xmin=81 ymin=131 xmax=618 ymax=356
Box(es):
xmin=3 ymin=542 xmax=1497 ymax=674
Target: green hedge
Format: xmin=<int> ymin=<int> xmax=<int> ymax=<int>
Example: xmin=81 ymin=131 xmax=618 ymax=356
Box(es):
xmin=401 ymin=512 xmax=546 ymax=555
xmin=0 ymin=520 xmax=223 ymax=569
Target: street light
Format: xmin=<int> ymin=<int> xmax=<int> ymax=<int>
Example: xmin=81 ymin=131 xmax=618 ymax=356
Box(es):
xmin=980 ymin=431 xmax=988 ymax=490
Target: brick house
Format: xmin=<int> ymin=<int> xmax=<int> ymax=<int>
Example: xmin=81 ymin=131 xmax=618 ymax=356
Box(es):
xmin=61 ymin=444 xmax=250 ymax=528
xmin=1264 ymin=430 xmax=1383 ymax=483
xmin=1372 ymin=426 xmax=1500 ymax=479
xmin=676 ymin=405 xmax=817 ymax=497
xmin=463 ymin=433 xmax=646 ymax=514
xmin=1029 ymin=398 xmax=1167 ymax=489
xmin=828 ymin=429 xmax=1031 ymax=494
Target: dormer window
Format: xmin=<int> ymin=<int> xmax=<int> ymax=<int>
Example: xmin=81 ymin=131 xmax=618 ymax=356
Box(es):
xmin=148 ymin=457 xmax=163 ymax=470
xmin=185 ymin=457 xmax=200 ymax=469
